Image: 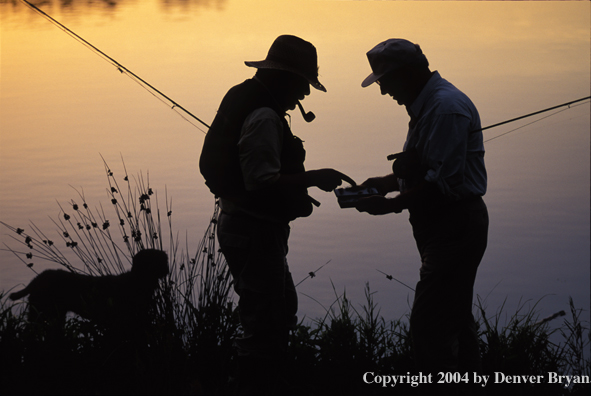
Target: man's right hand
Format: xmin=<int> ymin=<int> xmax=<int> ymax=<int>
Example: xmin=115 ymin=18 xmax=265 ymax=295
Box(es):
xmin=308 ymin=169 xmax=356 ymax=192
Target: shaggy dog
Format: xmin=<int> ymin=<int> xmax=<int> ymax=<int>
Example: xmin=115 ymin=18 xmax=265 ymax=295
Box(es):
xmin=9 ymin=249 xmax=169 ymax=331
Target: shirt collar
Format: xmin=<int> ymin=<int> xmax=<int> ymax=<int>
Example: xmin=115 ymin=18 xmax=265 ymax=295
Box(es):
xmin=407 ymin=70 xmax=442 ymax=120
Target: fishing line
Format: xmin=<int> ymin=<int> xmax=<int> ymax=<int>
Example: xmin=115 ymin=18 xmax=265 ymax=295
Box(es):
xmin=22 ymin=0 xmax=589 ymax=140
xmin=20 ymin=1 xmax=590 ymax=297
xmin=20 ymin=0 xmax=210 ymax=133
xmin=484 ymin=102 xmax=588 ymax=143
xmin=482 ymin=97 xmax=590 ymax=143
xmin=387 ymin=96 xmax=590 ymax=161
xmin=477 ymin=96 xmax=590 ymax=134
xmin=121 ymin=70 xmax=209 ymax=133
xmin=376 ymin=269 xmax=415 ymax=292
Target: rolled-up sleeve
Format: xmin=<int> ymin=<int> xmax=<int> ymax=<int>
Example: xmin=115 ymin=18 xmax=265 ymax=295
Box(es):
xmin=238 ymin=107 xmax=283 ymax=191
xmin=422 ymin=113 xmax=471 ymax=199
xmin=402 ymin=72 xmax=486 ymax=199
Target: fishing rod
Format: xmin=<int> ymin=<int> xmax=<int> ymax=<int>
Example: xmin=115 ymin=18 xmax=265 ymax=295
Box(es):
xmin=21 ymin=0 xmax=318 ymax=130
xmin=387 ymin=95 xmax=590 ymax=161
xmin=20 ymin=0 xmax=211 ymax=132
xmin=478 ymin=96 xmax=590 ymax=134
xmin=22 ymin=1 xmax=589 ymax=139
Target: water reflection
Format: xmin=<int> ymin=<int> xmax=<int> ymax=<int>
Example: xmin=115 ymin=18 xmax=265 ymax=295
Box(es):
xmin=1 ymin=0 xmax=227 ymax=15
xmin=2 ymin=0 xmax=127 ymax=13
xmin=1 ymin=0 xmax=589 ymax=329
xmin=160 ymin=0 xmax=227 ymax=11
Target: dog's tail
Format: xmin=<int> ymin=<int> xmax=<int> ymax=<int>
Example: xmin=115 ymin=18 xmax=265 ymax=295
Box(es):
xmin=9 ymin=287 xmax=30 ymax=301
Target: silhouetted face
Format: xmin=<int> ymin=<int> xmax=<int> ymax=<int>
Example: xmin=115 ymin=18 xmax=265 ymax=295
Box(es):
xmin=280 ymin=73 xmax=311 ymax=111
xmin=377 ymin=70 xmax=414 ymax=106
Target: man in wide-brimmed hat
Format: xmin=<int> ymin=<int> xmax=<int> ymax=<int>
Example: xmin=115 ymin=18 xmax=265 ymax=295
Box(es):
xmin=355 ymin=38 xmax=488 ymax=396
xmin=200 ymin=35 xmax=354 ymax=394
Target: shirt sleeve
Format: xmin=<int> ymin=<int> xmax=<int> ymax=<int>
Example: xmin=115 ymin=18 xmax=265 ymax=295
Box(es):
xmin=421 ymin=113 xmax=471 ymax=199
xmin=238 ymin=107 xmax=283 ymax=191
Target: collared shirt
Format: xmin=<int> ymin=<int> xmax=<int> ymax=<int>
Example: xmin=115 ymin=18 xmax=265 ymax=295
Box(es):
xmin=220 ymin=107 xmax=284 ymax=221
xmin=238 ymin=107 xmax=284 ymax=191
xmin=399 ymin=71 xmax=487 ymax=200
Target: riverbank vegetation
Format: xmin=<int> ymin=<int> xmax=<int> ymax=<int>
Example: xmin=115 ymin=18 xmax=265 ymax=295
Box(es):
xmin=1 ymin=163 xmax=588 ymax=395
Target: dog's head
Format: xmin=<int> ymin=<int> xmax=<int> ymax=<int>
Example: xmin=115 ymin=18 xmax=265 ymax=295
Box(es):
xmin=131 ymin=249 xmax=169 ymax=283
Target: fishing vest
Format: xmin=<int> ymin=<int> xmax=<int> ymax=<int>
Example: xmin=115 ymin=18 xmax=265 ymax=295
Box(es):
xmin=199 ymin=78 xmax=313 ymax=222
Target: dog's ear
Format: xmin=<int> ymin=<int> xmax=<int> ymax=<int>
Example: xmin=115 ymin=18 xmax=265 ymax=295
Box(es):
xmin=132 ymin=249 xmax=169 ymax=279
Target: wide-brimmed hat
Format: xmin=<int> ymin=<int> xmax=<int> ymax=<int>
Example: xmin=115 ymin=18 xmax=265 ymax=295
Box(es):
xmin=361 ymin=38 xmax=429 ymax=88
xmin=245 ymin=35 xmax=326 ymax=92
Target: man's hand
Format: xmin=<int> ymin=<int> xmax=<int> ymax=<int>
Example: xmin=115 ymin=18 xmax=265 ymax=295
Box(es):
xmin=309 ymin=169 xmax=356 ymax=192
xmin=355 ymin=195 xmax=404 ymax=215
xmin=358 ymin=174 xmax=399 ymax=196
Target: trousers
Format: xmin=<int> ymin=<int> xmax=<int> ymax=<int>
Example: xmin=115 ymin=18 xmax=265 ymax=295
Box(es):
xmin=217 ymin=211 xmax=298 ymax=358
xmin=409 ymin=196 xmax=488 ymax=395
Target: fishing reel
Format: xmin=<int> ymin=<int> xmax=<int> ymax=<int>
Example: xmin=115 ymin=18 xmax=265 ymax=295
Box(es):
xmin=387 ymin=148 xmax=424 ymax=180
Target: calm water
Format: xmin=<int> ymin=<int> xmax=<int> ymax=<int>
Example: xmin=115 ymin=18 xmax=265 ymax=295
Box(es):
xmin=1 ymin=0 xmax=589 ymax=328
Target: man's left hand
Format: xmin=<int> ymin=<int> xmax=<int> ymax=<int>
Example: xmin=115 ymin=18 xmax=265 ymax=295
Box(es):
xmin=355 ymin=195 xmax=403 ymax=215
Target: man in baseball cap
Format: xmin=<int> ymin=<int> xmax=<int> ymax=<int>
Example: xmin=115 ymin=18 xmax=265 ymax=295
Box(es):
xmin=361 ymin=38 xmax=429 ymax=88
xmin=356 ymin=38 xmax=488 ymax=396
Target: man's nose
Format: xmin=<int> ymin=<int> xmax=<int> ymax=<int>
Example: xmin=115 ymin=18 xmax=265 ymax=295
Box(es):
xmin=303 ymin=83 xmax=311 ymax=96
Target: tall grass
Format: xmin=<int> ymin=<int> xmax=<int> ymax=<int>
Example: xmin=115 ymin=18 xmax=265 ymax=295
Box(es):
xmin=476 ymin=296 xmax=589 ymax=395
xmin=0 ymin=160 xmax=239 ymax=394
xmin=1 ymin=161 xmax=589 ymax=395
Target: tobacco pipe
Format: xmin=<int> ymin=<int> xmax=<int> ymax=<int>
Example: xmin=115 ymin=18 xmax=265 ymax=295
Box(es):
xmin=297 ymin=101 xmax=315 ymax=122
